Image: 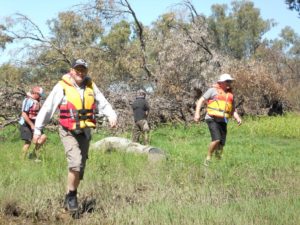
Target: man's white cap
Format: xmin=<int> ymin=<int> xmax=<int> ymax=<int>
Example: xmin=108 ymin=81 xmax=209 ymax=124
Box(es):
xmin=218 ymin=73 xmax=235 ymax=82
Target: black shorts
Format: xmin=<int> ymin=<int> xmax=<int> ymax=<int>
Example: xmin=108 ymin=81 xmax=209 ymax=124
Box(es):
xmin=20 ymin=123 xmax=33 ymax=142
xmin=206 ymin=119 xmax=227 ymax=146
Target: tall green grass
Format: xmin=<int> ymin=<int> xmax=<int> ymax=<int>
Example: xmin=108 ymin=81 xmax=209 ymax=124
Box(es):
xmin=0 ymin=113 xmax=299 ymax=224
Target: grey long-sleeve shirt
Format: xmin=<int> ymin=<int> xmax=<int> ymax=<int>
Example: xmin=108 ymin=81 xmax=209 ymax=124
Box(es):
xmin=34 ymin=76 xmax=117 ymax=136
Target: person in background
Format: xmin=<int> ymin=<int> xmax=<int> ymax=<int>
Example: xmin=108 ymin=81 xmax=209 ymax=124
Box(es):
xmin=33 ymin=58 xmax=117 ymax=212
xmin=19 ymin=86 xmax=47 ymax=159
xmin=194 ymin=73 xmax=242 ymax=166
xmin=132 ymin=89 xmax=150 ymax=145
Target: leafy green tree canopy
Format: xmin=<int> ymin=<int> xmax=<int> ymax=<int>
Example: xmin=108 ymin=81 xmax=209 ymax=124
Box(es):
xmin=101 ymin=20 xmax=131 ymax=53
xmin=208 ymin=0 xmax=274 ymax=59
xmin=286 ymin=0 xmax=300 ymax=15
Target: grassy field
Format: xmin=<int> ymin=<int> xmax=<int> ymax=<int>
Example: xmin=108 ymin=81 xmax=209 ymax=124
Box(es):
xmin=0 ymin=113 xmax=299 ymax=225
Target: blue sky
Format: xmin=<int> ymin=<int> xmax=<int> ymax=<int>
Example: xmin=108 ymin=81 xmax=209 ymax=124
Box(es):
xmin=0 ymin=0 xmax=299 ymax=64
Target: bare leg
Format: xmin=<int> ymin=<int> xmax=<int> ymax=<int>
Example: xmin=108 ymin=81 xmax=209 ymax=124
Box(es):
xmin=132 ymin=123 xmax=141 ymax=143
xmin=206 ymin=140 xmax=220 ymax=160
xmin=64 ymin=169 xmax=80 ymax=211
xmin=32 ymin=134 xmax=47 ymax=159
xmin=133 ymin=132 xmax=140 ymax=143
xmin=144 ymin=131 xmax=150 ymax=145
xmin=67 ymin=169 xmax=80 ymax=192
xmin=204 ymin=140 xmax=220 ymax=166
xmin=22 ymin=141 xmax=31 ymax=159
xmin=215 ymin=144 xmax=224 ymax=160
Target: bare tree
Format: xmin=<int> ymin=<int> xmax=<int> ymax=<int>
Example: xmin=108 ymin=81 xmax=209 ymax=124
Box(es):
xmin=80 ymin=0 xmax=154 ymax=80
xmin=121 ymin=0 xmax=153 ymax=79
xmin=2 ymin=13 xmax=72 ymax=66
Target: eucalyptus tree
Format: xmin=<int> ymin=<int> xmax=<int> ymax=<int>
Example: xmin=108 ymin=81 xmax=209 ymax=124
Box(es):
xmin=100 ymin=20 xmax=142 ymax=83
xmin=286 ymin=0 xmax=300 ymax=15
xmin=81 ymin=0 xmax=155 ymax=81
xmin=252 ymin=25 xmax=300 ymax=110
xmin=37 ymin=11 xmax=104 ymax=82
xmin=273 ymin=27 xmax=300 ymax=87
xmin=0 ymin=11 xmax=104 ymax=83
xmin=278 ymin=26 xmax=300 ymax=57
xmin=0 ymin=25 xmax=13 ymax=50
xmin=0 ymin=63 xmax=26 ymax=85
xmin=208 ymin=0 xmax=274 ymax=59
xmin=146 ymin=1 xmax=219 ymax=98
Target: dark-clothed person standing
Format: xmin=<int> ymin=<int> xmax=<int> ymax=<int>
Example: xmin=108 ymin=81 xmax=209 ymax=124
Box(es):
xmin=132 ymin=89 xmax=150 ymax=145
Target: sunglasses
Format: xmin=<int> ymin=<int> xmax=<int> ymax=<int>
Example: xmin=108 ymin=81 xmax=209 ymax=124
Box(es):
xmin=225 ymin=80 xmax=233 ymax=83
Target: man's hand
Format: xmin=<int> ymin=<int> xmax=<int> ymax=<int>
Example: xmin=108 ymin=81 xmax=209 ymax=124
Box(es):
xmin=30 ymin=124 xmax=35 ymax=130
xmin=194 ymin=113 xmax=200 ymax=122
xmin=194 ymin=97 xmax=205 ymax=123
xmin=109 ymin=118 xmax=117 ymax=128
xmin=233 ymin=111 xmax=242 ymax=126
xmin=32 ymin=134 xmax=41 ymax=144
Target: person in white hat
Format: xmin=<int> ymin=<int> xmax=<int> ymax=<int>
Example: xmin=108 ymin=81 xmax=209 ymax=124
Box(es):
xmin=194 ymin=73 xmax=242 ymax=166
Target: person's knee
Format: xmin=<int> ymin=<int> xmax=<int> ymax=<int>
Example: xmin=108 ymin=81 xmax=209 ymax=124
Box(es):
xmin=79 ymin=169 xmax=85 ymax=180
xmin=212 ymin=139 xmax=221 ymax=144
xmin=218 ymin=144 xmax=224 ymax=150
xmin=38 ymin=134 xmax=47 ymax=144
xmin=69 ymin=158 xmax=83 ymax=172
xmin=69 ymin=166 xmax=85 ymax=180
xmin=25 ymin=140 xmax=31 ymax=145
xmin=69 ymin=166 xmax=80 ymax=173
xmin=23 ymin=142 xmax=31 ymax=150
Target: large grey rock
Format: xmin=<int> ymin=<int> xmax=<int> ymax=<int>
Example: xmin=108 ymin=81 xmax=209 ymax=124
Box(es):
xmin=91 ymin=137 xmax=166 ymax=161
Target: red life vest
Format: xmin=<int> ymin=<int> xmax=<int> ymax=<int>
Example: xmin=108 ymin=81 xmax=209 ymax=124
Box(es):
xmin=26 ymin=98 xmax=41 ymax=120
xmin=207 ymin=84 xmax=234 ymax=118
xmin=58 ymin=74 xmax=96 ymax=131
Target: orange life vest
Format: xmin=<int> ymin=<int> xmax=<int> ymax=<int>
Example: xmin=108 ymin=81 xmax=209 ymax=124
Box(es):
xmin=58 ymin=74 xmax=96 ymax=131
xmin=206 ymin=84 xmax=234 ymax=118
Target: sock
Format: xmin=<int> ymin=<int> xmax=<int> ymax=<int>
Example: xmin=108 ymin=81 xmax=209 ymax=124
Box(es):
xmin=68 ymin=190 xmax=77 ymax=197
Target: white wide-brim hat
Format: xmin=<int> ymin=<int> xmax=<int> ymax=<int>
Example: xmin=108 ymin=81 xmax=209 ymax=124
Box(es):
xmin=218 ymin=73 xmax=235 ymax=82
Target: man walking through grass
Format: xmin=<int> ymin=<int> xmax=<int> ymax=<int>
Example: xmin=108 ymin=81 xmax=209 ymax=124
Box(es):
xmin=33 ymin=59 xmax=117 ymax=212
xmin=131 ymin=89 xmax=150 ymax=145
xmin=194 ymin=73 xmax=242 ymax=166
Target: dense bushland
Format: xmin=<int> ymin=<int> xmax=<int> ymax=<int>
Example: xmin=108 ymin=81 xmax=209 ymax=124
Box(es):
xmin=1 ymin=1 xmax=300 ymax=130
